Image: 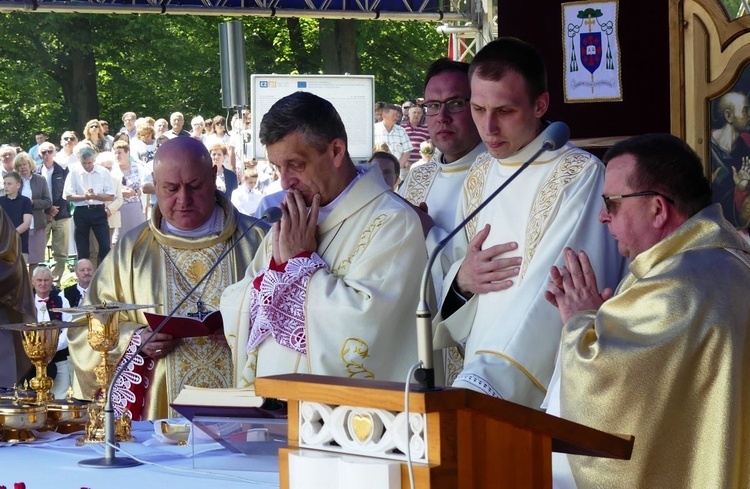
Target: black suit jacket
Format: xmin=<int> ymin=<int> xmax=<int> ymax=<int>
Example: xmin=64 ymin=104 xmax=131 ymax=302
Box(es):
xmin=63 ymin=285 xmax=82 ymax=307
xmin=34 ymin=163 xmax=70 ymax=220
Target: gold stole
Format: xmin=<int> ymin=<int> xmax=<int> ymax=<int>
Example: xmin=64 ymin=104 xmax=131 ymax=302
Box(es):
xmin=163 ymin=243 xmax=234 ymax=416
xmin=402 ymin=163 xmax=439 ymax=206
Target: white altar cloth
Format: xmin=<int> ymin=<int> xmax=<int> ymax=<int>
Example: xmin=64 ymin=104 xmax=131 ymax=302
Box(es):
xmin=0 ymin=421 xmax=279 ymax=488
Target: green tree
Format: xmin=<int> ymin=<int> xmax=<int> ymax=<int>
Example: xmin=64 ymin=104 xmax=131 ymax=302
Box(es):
xmin=0 ymin=13 xmax=447 ymax=145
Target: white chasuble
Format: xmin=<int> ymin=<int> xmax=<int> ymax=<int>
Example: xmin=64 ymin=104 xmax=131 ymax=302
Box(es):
xmin=400 ymin=143 xmax=485 ymax=384
xmin=434 ymin=131 xmax=624 ymax=409
xmin=222 ymin=168 xmax=429 ymax=387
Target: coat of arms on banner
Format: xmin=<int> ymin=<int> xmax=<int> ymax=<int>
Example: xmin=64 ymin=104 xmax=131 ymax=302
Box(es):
xmin=562 ymin=1 xmax=622 ymax=103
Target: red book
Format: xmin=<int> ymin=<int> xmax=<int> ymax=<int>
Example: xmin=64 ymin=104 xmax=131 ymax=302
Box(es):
xmin=143 ymin=310 xmax=223 ymax=339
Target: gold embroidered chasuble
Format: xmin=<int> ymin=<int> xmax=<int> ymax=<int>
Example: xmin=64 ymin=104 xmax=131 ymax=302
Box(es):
xmin=68 ymin=195 xmax=265 ymax=419
xmin=558 ymin=204 xmax=750 ymax=488
xmin=222 ymin=168 xmax=428 ymax=387
xmin=434 ymin=131 xmax=624 ymax=409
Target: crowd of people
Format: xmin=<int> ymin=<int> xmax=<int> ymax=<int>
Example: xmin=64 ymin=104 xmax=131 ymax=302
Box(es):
xmin=1 ymin=36 xmax=750 ymax=488
xmin=0 ymin=109 xmax=281 ymax=286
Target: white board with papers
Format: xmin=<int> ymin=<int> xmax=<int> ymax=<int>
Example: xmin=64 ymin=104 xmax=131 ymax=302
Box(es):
xmin=250 ymin=74 xmax=375 ymax=160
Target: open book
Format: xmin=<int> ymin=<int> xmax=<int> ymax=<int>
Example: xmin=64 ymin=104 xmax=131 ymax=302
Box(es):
xmin=171 ymin=385 xmax=287 ymax=420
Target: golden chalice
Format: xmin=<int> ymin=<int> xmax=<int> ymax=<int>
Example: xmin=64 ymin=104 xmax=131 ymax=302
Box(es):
xmin=0 ymin=320 xmax=82 ymax=442
xmin=55 ymin=302 xmax=156 ymax=445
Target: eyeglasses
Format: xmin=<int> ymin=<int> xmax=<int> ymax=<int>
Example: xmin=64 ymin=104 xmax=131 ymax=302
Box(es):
xmin=63 ymin=137 xmax=76 ymax=141
xmin=421 ymin=149 xmax=433 ymax=154
xmin=402 ymin=105 xmax=413 ymax=110
xmin=40 ymin=150 xmax=54 ymax=155
xmin=423 ymin=98 xmax=470 ymax=116
xmin=601 ymin=191 xmax=675 ymax=213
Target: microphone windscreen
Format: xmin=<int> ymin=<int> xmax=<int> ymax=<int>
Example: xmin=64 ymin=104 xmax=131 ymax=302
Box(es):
xmin=262 ymin=206 xmax=283 ymax=223
xmin=542 ymin=121 xmax=570 ymax=150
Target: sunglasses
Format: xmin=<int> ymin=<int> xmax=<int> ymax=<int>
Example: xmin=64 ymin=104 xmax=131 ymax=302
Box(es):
xmin=40 ymin=150 xmax=54 ymax=155
xmin=89 ymin=125 xmax=99 ymax=129
xmin=63 ymin=137 xmax=76 ymax=141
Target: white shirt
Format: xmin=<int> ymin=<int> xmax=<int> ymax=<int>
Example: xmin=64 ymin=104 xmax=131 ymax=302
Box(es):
xmin=63 ymin=165 xmax=115 ymax=206
xmin=231 ymin=186 xmax=263 ymax=217
xmin=54 ymin=151 xmax=78 ymax=170
xmin=35 ymin=293 xmax=71 ymax=351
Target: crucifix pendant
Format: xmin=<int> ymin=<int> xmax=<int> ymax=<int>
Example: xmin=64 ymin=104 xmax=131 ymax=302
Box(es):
xmin=187 ymin=300 xmax=208 ymax=320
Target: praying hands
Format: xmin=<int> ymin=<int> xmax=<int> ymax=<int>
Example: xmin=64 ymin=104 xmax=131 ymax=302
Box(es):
xmin=544 ymin=248 xmax=614 ymax=323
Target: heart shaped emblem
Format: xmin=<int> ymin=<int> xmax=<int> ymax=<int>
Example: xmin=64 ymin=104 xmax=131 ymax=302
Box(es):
xmin=351 ymin=413 xmax=374 ymax=444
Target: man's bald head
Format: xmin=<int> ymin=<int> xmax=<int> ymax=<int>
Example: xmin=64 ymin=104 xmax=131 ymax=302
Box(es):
xmin=154 ymin=137 xmax=213 ymax=173
xmin=152 ymin=137 xmax=218 ymax=231
xmin=75 ymin=259 xmax=95 ymax=289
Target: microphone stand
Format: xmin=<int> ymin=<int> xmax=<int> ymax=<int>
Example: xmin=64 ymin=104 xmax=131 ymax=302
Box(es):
xmin=413 ymin=123 xmax=570 ymax=391
xmin=78 ymin=208 xmax=280 ymax=468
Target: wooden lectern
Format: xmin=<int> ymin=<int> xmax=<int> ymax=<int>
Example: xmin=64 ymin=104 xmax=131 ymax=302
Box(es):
xmin=256 ymin=374 xmax=634 ymax=489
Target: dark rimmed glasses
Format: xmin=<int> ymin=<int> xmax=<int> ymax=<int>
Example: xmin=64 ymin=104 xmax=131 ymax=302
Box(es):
xmin=423 ymin=98 xmax=470 ymax=116
xmin=601 ymin=191 xmax=675 ymax=213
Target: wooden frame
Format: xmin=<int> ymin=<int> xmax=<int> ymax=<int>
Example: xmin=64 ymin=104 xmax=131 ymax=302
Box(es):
xmin=670 ymin=0 xmax=750 ymax=226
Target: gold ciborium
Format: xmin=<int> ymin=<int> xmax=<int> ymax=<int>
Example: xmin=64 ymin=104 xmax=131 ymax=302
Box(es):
xmin=54 ymin=302 xmax=155 ymax=445
xmin=0 ymin=321 xmax=83 ymax=442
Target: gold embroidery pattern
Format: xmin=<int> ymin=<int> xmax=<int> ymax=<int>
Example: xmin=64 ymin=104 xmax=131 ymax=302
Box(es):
xmin=340 ymin=338 xmax=375 ymax=379
xmin=444 ymin=346 xmax=464 ymax=385
xmin=163 ymin=244 xmax=235 ymax=414
xmin=521 ymin=152 xmax=589 ymax=280
xmin=241 ymin=350 xmax=258 ymax=388
xmin=475 ymin=349 xmax=547 ymax=394
xmin=333 ymin=214 xmax=388 ymax=278
xmin=463 ymin=153 xmax=494 ymax=241
xmin=403 ymin=163 xmax=439 ymax=205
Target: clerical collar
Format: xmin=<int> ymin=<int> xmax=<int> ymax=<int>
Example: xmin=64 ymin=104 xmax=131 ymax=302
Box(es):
xmin=317 ymin=167 xmax=366 ymax=224
xmin=162 ymin=205 xmax=224 ymax=237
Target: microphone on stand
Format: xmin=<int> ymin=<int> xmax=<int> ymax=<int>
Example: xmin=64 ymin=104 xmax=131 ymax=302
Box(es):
xmin=78 ymin=206 xmax=282 ymax=468
xmin=413 ymin=122 xmax=571 ymax=391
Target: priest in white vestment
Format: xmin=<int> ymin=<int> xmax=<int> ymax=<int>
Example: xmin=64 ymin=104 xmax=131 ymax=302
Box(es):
xmin=222 ymin=92 xmax=429 ymax=387
xmin=434 ymin=38 xmax=624 ymax=410
xmin=399 ymin=58 xmax=486 ymax=384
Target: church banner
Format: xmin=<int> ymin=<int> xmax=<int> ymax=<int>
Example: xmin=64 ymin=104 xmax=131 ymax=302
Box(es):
xmin=562 ymin=1 xmax=622 ymax=103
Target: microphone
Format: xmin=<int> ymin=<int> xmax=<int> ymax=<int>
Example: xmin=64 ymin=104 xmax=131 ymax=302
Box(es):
xmin=413 ymin=122 xmax=570 ymax=391
xmin=78 ymin=207 xmax=282 ymax=468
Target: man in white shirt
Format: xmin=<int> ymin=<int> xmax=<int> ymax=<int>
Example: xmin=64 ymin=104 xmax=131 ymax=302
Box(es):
xmin=63 ymin=258 xmax=93 ymax=307
xmin=373 ymin=104 xmax=412 ymax=174
xmin=54 ymin=131 xmax=79 ymax=170
xmin=63 ymin=146 xmax=115 ymax=264
xmin=31 ymin=266 xmax=72 ymax=399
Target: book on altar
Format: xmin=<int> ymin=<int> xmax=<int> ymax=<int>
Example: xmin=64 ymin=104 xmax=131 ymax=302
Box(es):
xmin=171 ymin=385 xmax=287 ymax=420
xmin=143 ymin=310 xmax=222 ymax=338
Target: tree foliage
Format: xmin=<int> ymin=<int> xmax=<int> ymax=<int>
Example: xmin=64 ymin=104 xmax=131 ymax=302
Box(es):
xmin=0 ymin=12 xmax=447 ymax=147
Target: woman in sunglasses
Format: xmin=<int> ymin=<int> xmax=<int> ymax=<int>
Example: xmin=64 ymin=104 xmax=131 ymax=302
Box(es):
xmin=83 ymin=119 xmax=111 ymax=153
